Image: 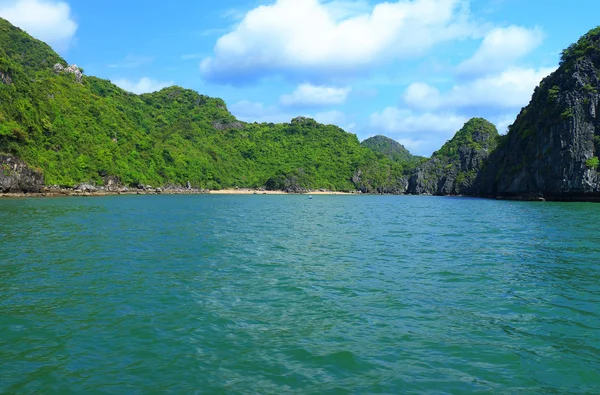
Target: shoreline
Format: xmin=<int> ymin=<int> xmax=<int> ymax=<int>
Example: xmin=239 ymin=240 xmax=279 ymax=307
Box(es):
xmin=208 ymin=189 xmax=353 ymax=195
xmin=2 ymin=190 xmax=598 ymax=202
xmin=0 ymin=187 xmax=357 ymax=198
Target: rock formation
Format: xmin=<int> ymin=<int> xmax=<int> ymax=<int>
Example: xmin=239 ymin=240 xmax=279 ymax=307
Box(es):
xmin=408 ymin=118 xmax=499 ymax=195
xmin=0 ymin=154 xmax=44 ymax=193
xmin=53 ymin=63 xmax=83 ymax=83
xmin=0 ymin=71 xmax=11 ymax=85
xmin=476 ymin=27 xmax=600 ymax=200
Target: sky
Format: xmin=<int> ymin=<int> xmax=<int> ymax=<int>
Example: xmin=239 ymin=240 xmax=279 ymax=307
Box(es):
xmin=0 ymin=0 xmax=599 ymax=156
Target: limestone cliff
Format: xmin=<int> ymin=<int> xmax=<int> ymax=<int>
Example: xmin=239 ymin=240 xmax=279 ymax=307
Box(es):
xmin=0 ymin=154 xmax=44 ymax=193
xmin=477 ymin=27 xmax=600 ymax=200
xmin=408 ymin=118 xmax=499 ymax=195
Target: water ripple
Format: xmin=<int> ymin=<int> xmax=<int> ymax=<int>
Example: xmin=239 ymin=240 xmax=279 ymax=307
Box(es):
xmin=1 ymin=195 xmax=599 ymax=393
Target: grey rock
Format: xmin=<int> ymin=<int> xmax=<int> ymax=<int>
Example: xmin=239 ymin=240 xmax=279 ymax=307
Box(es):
xmin=53 ymin=63 xmax=83 ymax=83
xmin=0 ymin=71 xmax=12 ymax=85
xmin=407 ymin=118 xmax=499 ymax=196
xmin=103 ymin=175 xmax=121 ymax=191
xmin=212 ymin=121 xmax=243 ymax=130
xmin=75 ymin=183 xmax=96 ymax=192
xmin=476 ymin=54 xmax=600 ymax=200
xmin=0 ymin=154 xmax=44 ymax=193
xmin=352 ymin=168 xmax=409 ymax=195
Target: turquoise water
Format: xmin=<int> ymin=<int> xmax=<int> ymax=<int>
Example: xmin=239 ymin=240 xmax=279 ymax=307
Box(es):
xmin=1 ymin=195 xmax=599 ymax=394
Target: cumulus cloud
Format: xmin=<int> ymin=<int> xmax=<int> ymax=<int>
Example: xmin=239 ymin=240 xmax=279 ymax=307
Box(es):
xmin=230 ymin=100 xmax=295 ymax=123
xmin=457 ymin=25 xmax=544 ymax=77
xmin=377 ymin=65 xmax=554 ymax=155
xmin=403 ymin=66 xmax=555 ymax=111
xmin=491 ymin=113 xmax=517 ymax=134
xmin=313 ymin=109 xmax=348 ymax=126
xmin=325 ymin=0 xmax=371 ymax=19
xmin=113 ymin=77 xmax=173 ymax=94
xmin=0 ymin=0 xmax=77 ymax=52
xmin=280 ymin=84 xmax=351 ymax=107
xmin=369 ymin=107 xmax=468 ymax=155
xmin=201 ymin=0 xmax=475 ymax=83
xmin=403 ymin=82 xmax=442 ymax=110
xmin=448 ymin=67 xmax=554 ymax=108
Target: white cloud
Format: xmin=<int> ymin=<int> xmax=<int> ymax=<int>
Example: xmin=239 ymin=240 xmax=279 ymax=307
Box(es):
xmin=449 ymin=67 xmax=554 ymax=108
xmin=0 ymin=0 xmax=77 ymax=52
xmin=457 ymin=25 xmax=544 ymax=77
xmin=280 ymin=84 xmax=351 ymax=107
xmin=369 ymin=107 xmax=468 ymax=155
xmin=404 ymin=66 xmax=555 ymax=110
xmin=201 ymin=0 xmax=475 ymax=83
xmin=491 ymin=114 xmax=516 ymax=135
xmin=325 ymin=0 xmax=371 ymax=19
xmin=403 ymin=82 xmax=442 ymax=110
xmin=230 ymin=100 xmax=295 ymax=123
xmin=112 ymin=77 xmax=173 ymax=94
xmin=313 ymin=110 xmax=347 ymax=126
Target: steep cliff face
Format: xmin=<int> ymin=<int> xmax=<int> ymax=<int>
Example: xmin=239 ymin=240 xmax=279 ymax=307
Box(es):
xmin=0 ymin=154 xmax=44 ymax=193
xmin=408 ymin=118 xmax=499 ymax=195
xmin=478 ymin=27 xmax=600 ymax=200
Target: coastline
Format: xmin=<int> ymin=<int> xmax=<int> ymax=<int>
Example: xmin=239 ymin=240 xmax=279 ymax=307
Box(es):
xmin=0 ymin=187 xmax=357 ymax=198
xmin=208 ymin=189 xmax=353 ymax=195
xmin=3 ymin=187 xmax=596 ymax=201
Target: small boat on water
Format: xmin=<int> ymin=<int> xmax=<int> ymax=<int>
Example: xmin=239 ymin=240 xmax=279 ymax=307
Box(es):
xmin=309 ymin=195 xmax=313 ymax=199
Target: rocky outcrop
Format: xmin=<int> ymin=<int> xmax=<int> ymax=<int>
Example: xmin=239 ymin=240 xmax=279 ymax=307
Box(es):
xmin=352 ymin=168 xmax=409 ymax=194
xmin=37 ymin=183 xmax=210 ymax=197
xmin=212 ymin=120 xmax=244 ymax=130
xmin=53 ymin=63 xmax=83 ymax=83
xmin=74 ymin=183 xmax=97 ymax=192
xmin=104 ymin=175 xmax=121 ymax=192
xmin=408 ymin=118 xmax=499 ymax=195
xmin=0 ymin=154 xmax=44 ymax=193
xmin=476 ymin=28 xmax=600 ymax=201
xmin=0 ymin=71 xmax=12 ymax=85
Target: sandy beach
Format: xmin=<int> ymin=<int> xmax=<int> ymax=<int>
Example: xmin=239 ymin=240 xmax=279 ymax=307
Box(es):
xmin=0 ymin=188 xmax=357 ymax=198
xmin=208 ymin=189 xmax=355 ymax=195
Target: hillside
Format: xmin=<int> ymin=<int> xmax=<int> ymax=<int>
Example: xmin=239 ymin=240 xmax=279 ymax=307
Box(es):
xmin=0 ymin=17 xmax=410 ymax=193
xmin=4 ymin=15 xmax=599 ymax=200
xmin=408 ymin=118 xmax=499 ymax=195
xmin=361 ymin=135 xmax=424 ymax=164
xmin=476 ymin=26 xmax=600 ymax=200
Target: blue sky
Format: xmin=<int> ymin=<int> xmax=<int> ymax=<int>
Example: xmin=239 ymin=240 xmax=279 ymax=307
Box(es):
xmin=0 ymin=0 xmax=599 ymax=156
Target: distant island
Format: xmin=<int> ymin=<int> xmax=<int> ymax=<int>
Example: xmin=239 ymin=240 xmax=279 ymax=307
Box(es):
xmin=1 ymin=18 xmax=599 ymax=201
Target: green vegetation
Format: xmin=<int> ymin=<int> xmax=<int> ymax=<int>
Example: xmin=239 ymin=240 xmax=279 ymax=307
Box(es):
xmin=361 ymin=135 xmax=425 ymax=165
xmin=0 ymin=17 xmax=414 ymax=191
xmin=585 ymin=157 xmax=599 ymax=169
xmin=561 ymin=108 xmax=574 ymax=119
xmin=433 ymin=118 xmax=499 ymax=160
xmin=455 ymin=170 xmax=476 ymax=186
xmin=583 ymin=83 xmax=597 ymax=93
xmin=560 ymin=26 xmax=600 ymax=67
xmin=548 ymin=85 xmax=560 ymax=101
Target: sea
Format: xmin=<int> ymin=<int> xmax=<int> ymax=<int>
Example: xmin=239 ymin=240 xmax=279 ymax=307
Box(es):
xmin=1 ymin=195 xmax=599 ymax=394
